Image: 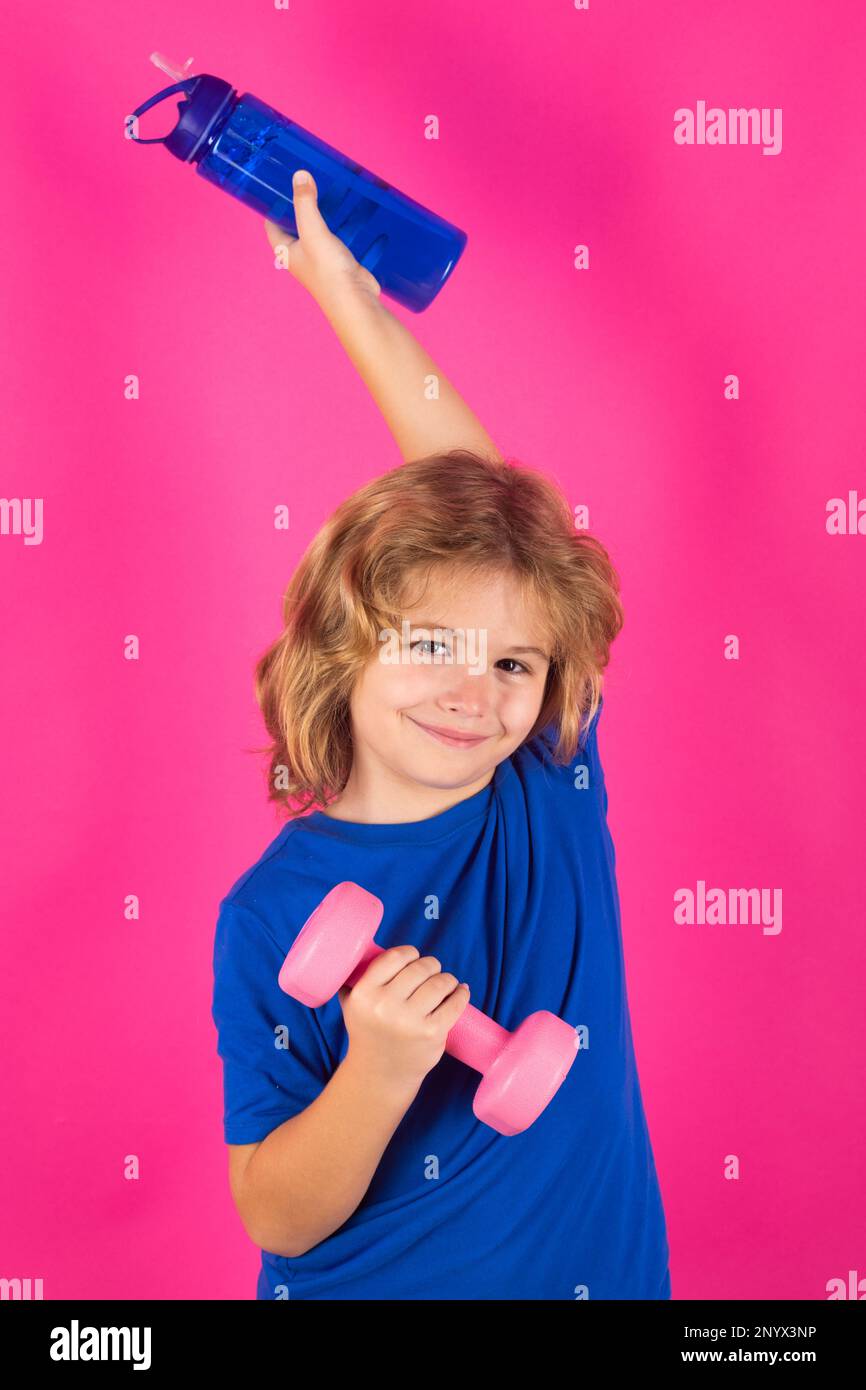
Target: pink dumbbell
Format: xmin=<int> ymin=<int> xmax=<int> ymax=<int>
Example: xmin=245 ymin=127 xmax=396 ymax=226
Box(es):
xmin=277 ymin=881 xmax=580 ymax=1136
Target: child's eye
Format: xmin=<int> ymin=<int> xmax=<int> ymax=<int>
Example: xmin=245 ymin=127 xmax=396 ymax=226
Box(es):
xmin=408 ymin=639 xmax=532 ymax=675
xmin=410 ymin=637 xmax=450 ymax=659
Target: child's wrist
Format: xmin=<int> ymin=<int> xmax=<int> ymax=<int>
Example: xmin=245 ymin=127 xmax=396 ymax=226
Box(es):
xmin=341 ymin=1046 xmax=422 ymax=1108
xmin=314 ymin=274 xmax=386 ymax=329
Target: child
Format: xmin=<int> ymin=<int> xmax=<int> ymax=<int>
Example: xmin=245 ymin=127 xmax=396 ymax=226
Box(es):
xmin=211 ymin=171 xmax=671 ymax=1300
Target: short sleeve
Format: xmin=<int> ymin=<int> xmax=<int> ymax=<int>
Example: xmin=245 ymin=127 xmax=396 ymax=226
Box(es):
xmin=211 ymin=899 xmax=337 ymax=1144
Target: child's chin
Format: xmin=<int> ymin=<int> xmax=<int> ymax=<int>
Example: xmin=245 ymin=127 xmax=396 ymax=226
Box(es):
xmin=419 ymin=763 xmax=490 ymax=794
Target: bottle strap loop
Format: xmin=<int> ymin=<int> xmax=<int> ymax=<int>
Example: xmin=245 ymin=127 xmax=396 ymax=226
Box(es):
xmin=128 ymin=79 xmax=199 ymax=144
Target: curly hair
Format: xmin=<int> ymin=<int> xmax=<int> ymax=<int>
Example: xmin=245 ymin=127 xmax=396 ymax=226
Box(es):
xmin=250 ymin=449 xmax=624 ymax=816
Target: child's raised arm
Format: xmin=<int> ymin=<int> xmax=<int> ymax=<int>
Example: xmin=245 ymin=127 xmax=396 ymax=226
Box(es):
xmin=265 ymin=169 xmax=502 ymax=466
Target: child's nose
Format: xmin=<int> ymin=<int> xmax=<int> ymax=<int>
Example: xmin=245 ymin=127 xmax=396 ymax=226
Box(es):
xmin=440 ymin=666 xmax=492 ymax=712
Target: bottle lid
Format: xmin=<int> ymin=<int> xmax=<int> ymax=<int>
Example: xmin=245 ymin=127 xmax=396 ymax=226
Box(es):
xmin=128 ymin=74 xmax=236 ymax=162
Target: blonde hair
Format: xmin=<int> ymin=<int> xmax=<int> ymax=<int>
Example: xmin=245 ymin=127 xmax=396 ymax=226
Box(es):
xmin=251 ymin=450 xmax=624 ymax=816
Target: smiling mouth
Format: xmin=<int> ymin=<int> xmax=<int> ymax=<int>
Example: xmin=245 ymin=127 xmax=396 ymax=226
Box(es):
xmin=408 ymin=717 xmax=491 ymax=749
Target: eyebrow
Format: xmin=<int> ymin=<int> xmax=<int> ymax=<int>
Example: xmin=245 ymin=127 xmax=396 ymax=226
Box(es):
xmin=405 ymin=621 xmax=550 ymax=661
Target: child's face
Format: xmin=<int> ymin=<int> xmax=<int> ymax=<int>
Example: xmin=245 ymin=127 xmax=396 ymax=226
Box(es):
xmin=347 ymin=568 xmax=552 ymax=794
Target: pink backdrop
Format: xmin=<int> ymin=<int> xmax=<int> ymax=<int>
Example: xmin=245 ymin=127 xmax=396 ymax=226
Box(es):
xmin=2 ymin=0 xmax=864 ymax=1300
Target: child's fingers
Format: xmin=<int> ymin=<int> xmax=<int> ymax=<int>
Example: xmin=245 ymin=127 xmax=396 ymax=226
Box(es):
xmin=264 ymin=218 xmax=296 ymax=253
xmin=431 ymin=981 xmax=471 ymax=1028
xmin=291 ymin=169 xmax=328 ymax=243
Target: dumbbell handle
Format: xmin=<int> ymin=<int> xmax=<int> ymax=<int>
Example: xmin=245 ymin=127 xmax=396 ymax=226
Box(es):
xmin=344 ymin=941 xmax=510 ymax=1076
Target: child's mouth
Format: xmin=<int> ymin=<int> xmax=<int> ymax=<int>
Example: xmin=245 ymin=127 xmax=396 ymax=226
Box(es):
xmin=408 ymin=717 xmax=490 ymax=749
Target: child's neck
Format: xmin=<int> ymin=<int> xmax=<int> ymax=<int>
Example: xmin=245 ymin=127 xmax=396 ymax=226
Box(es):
xmin=321 ymin=767 xmax=494 ymax=826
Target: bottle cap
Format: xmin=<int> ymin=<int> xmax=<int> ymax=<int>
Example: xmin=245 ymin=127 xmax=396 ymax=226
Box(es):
xmin=128 ymin=75 xmax=236 ymax=162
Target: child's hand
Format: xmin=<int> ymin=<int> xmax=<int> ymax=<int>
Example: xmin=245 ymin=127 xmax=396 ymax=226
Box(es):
xmin=264 ymin=169 xmax=382 ymax=308
xmin=337 ymin=945 xmax=471 ymax=1094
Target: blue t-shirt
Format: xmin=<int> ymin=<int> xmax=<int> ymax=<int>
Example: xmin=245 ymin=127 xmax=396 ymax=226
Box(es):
xmin=211 ymin=696 xmax=671 ymax=1300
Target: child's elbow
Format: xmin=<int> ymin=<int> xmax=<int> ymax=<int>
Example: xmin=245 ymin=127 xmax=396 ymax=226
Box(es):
xmin=248 ymin=1222 xmax=307 ymax=1260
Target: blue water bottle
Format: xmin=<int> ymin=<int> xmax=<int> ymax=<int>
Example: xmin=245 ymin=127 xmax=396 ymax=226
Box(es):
xmin=128 ymin=74 xmax=467 ymax=312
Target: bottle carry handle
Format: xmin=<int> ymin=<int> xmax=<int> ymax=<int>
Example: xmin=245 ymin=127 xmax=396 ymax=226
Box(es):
xmin=128 ymin=79 xmax=199 ymax=143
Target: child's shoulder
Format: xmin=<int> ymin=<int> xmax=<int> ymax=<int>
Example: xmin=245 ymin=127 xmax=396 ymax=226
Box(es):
xmin=215 ymin=818 xmax=313 ymax=945
xmin=508 ymin=694 xmax=607 ymax=812
xmin=519 ymin=693 xmax=604 ymax=771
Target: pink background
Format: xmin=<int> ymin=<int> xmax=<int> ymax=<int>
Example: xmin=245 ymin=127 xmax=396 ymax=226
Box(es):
xmin=2 ymin=0 xmax=864 ymax=1300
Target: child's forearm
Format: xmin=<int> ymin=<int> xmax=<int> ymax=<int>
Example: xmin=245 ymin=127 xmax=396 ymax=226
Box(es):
xmin=235 ymin=1052 xmax=421 ymax=1258
xmin=315 ymin=284 xmax=503 ymax=465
